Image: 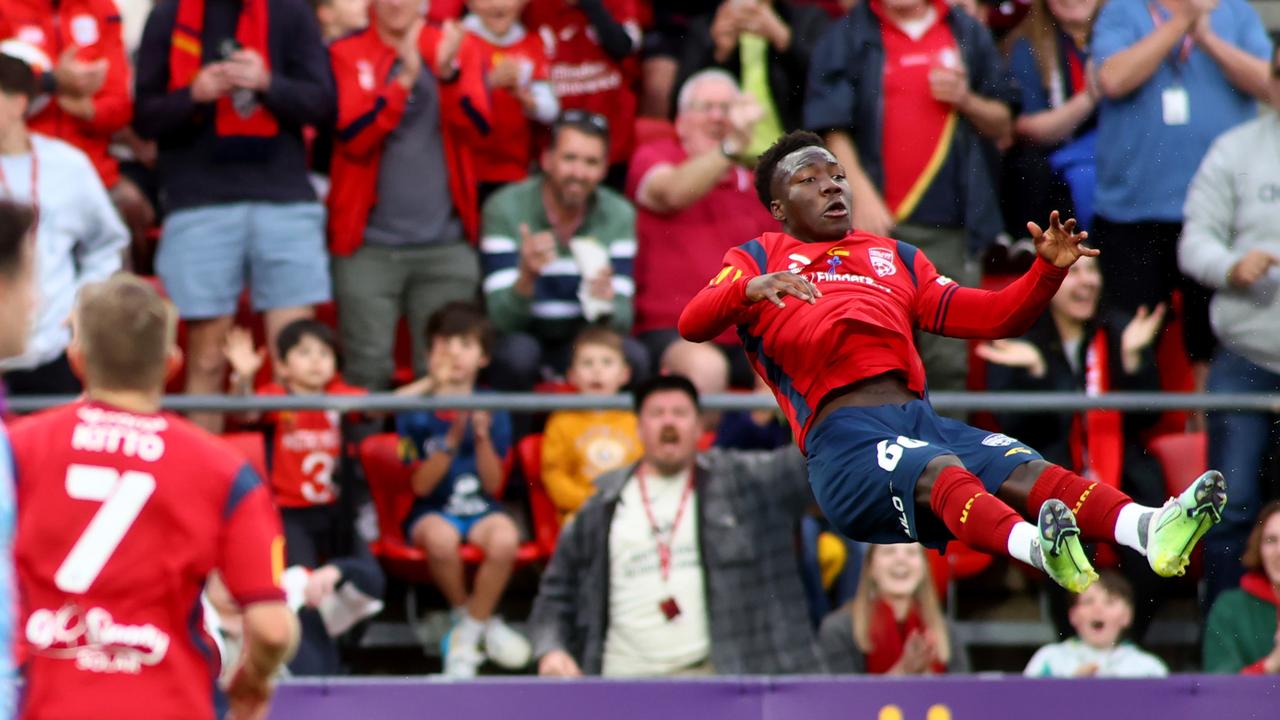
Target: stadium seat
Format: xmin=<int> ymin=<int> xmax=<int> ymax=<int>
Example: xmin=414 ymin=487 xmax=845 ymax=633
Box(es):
xmin=358 ymin=434 xmax=542 ymax=586
xmin=514 ymin=434 xmax=561 ymax=557
xmin=221 ymin=431 xmax=269 ymax=481
xmin=926 ymin=542 xmax=994 ymax=608
xmin=1148 ymin=431 xmax=1208 ymax=498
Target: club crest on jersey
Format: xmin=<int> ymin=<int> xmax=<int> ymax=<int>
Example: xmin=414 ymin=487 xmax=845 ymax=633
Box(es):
xmin=868 ymin=248 xmax=896 ymax=278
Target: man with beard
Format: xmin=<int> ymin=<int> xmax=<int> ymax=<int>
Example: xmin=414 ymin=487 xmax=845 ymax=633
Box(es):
xmin=529 ymin=374 xmax=821 ymax=677
xmin=481 ymin=109 xmax=649 ymax=389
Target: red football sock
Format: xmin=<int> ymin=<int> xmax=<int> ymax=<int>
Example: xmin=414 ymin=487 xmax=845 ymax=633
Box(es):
xmin=1027 ymin=464 xmax=1133 ymax=543
xmin=929 ymin=466 xmax=1024 ymax=556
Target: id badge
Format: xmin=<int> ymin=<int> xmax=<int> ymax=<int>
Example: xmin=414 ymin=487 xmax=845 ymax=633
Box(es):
xmin=1162 ymin=86 xmax=1190 ymax=126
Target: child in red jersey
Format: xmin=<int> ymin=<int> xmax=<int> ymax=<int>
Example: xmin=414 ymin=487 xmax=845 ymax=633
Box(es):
xmin=462 ymin=0 xmax=559 ymax=202
xmin=679 ymin=130 xmax=1227 ymax=596
xmin=224 ymin=319 xmax=385 ymax=675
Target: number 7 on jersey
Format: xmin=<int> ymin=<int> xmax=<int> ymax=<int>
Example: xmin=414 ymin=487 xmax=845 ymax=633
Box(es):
xmin=55 ymin=464 xmax=157 ymax=594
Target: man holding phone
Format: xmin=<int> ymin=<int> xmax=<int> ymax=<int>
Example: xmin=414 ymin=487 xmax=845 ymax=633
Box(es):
xmin=133 ymin=0 xmax=335 ymax=432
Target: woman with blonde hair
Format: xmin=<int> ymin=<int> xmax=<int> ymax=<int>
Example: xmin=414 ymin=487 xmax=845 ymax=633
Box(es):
xmin=818 ymin=543 xmax=964 ymax=674
xmin=1001 ymin=0 xmax=1102 ymax=230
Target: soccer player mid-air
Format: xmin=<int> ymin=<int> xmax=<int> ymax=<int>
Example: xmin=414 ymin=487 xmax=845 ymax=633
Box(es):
xmin=679 ymin=130 xmax=1225 ymax=593
xmin=9 ymin=275 xmax=298 ymax=720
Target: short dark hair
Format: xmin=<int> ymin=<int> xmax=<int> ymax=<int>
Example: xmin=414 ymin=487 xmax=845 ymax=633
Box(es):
xmin=425 ymin=301 xmax=495 ymax=356
xmin=1074 ymin=569 xmax=1133 ymax=607
xmin=753 ymin=130 xmax=827 ymax=208
xmin=275 ymin=318 xmax=337 ymax=360
xmin=0 ymin=54 xmax=37 ymax=101
xmin=632 ymin=374 xmax=700 ymax=413
xmin=550 ymin=109 xmax=610 ymax=154
xmin=572 ymin=324 xmax=624 ymax=360
xmin=0 ymin=200 xmax=35 ymax=278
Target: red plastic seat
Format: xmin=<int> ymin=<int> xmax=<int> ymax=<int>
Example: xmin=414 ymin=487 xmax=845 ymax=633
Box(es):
xmin=358 ymin=434 xmax=542 ymax=584
xmin=926 ymin=542 xmax=994 ymax=602
xmin=515 ymin=434 xmax=561 ymax=557
xmin=1148 ymin=431 xmax=1208 ymax=498
xmin=221 ymin=431 xmax=269 ymax=481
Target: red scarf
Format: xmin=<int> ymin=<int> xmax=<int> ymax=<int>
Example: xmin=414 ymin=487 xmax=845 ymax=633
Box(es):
xmin=865 ymin=599 xmax=947 ymax=674
xmin=1069 ymin=331 xmax=1122 ymax=489
xmin=1241 ymin=571 xmax=1279 ymax=609
xmin=169 ymin=0 xmax=278 ymax=138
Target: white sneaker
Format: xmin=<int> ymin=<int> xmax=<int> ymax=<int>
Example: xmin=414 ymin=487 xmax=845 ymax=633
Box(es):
xmin=483 ymin=617 xmax=532 ymax=670
xmin=442 ymin=623 xmax=484 ymax=679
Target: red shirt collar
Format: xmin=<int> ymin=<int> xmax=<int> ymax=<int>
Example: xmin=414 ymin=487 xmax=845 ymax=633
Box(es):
xmin=1241 ymin=571 xmax=1279 ymax=607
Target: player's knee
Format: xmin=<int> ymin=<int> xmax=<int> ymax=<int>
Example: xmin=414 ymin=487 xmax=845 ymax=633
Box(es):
xmin=921 ymin=454 xmax=964 ymax=483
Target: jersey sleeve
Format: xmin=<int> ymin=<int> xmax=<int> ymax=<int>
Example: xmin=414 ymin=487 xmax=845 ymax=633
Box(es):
xmin=217 ymin=464 xmax=286 ymax=606
xmin=677 ymin=240 xmax=767 ymax=342
xmin=911 ymin=249 xmax=1068 ymax=340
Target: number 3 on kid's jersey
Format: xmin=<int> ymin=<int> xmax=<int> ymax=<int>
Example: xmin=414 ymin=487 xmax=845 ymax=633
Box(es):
xmin=55 ymin=465 xmax=155 ymax=594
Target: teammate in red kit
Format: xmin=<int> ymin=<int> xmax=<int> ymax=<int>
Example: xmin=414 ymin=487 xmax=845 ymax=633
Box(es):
xmin=10 ymin=274 xmax=298 ymax=720
xmin=679 ymin=130 xmax=1227 ymax=593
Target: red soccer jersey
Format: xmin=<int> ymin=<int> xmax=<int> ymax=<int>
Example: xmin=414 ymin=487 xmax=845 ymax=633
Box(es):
xmin=463 ymin=26 xmax=553 ymax=184
xmin=259 ymin=380 xmax=366 ymax=509
xmin=10 ymin=401 xmax=285 ymax=720
xmin=679 ymin=231 xmax=1067 ymax=451
xmin=525 ymin=0 xmax=639 ymax=165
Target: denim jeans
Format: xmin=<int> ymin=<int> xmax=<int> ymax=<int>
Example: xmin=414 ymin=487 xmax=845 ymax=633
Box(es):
xmin=1203 ymin=348 xmax=1280 ymax=609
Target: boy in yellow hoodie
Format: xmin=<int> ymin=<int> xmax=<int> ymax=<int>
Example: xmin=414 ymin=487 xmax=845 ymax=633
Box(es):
xmin=541 ymin=326 xmax=642 ymax=524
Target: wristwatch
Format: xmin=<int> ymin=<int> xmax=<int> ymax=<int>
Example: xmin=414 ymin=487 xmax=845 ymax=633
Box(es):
xmin=720 ymin=138 xmax=742 ymax=160
xmin=426 ymin=437 xmax=458 ymax=457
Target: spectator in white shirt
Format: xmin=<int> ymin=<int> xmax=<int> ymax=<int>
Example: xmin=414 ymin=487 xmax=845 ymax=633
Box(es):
xmin=0 ymin=54 xmax=125 ymax=395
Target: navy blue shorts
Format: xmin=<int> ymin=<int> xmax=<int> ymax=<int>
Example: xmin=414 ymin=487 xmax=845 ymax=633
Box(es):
xmin=805 ymin=399 xmax=1042 ymax=549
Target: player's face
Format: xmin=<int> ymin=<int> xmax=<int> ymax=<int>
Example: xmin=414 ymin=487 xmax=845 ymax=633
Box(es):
xmin=1068 ymin=583 xmax=1132 ymax=650
xmin=770 ymin=147 xmax=852 ymax=243
xmin=372 ymin=0 xmax=424 ymax=34
xmin=428 ymin=333 xmax=489 ymax=388
xmin=868 ymin=543 xmax=927 ymax=600
xmin=280 ymin=335 xmax=337 ymax=393
xmin=637 ymin=389 xmax=701 ymax=474
xmin=1259 ymin=512 xmax=1280 ymax=586
xmin=1050 ymin=254 xmax=1100 ymax=323
xmin=567 ymin=344 xmax=630 ymax=395
xmin=0 ymin=231 xmax=35 ymax=360
xmin=542 ymin=128 xmax=608 ymax=210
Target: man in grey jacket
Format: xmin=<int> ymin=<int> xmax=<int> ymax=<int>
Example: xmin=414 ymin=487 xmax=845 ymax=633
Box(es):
xmin=530 ymin=374 xmax=822 ymax=677
xmin=1179 ymin=48 xmax=1280 ymax=607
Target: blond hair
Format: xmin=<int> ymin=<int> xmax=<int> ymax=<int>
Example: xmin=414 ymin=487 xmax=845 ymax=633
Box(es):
xmin=850 ymin=544 xmax=951 ymax=664
xmin=74 ymin=274 xmax=177 ymax=392
xmin=1003 ymin=0 xmax=1099 ymax=99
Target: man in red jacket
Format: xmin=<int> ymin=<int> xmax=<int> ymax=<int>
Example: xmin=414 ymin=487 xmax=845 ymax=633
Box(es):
xmin=328 ymin=0 xmax=491 ymax=390
xmin=0 ymin=0 xmax=152 ymax=265
xmin=679 ymin=129 xmax=1228 ymax=595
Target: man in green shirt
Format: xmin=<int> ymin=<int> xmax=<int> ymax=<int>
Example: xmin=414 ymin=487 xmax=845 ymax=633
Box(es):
xmin=480 ymin=111 xmax=649 ymax=389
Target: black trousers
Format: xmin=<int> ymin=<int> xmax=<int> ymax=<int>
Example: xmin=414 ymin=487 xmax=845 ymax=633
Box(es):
xmin=1090 ymin=216 xmax=1215 ymax=363
xmin=4 ymin=353 xmax=82 ymax=396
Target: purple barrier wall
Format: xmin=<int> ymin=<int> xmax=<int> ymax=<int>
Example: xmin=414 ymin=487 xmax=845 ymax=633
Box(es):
xmin=271 ymin=675 xmax=1280 ymax=720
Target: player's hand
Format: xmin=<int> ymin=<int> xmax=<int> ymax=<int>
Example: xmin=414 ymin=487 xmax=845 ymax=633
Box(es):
xmin=1228 ymin=249 xmax=1280 ymax=289
xmin=1120 ymin=303 xmax=1166 ymax=373
xmin=586 ymin=267 xmax=615 ymax=301
xmin=538 ymin=649 xmax=584 ymax=677
xmin=518 ymin=224 xmax=558 ymax=280
xmin=304 ymin=565 xmax=342 ymax=608
xmin=1028 ymin=210 xmax=1097 ymax=268
xmin=226 ymin=664 xmax=275 ymax=720
xmin=53 ymin=45 xmax=108 ymax=98
xmin=223 ymin=327 xmax=266 ymax=381
xmin=745 ymin=271 xmax=821 ymax=308
xmin=224 ymin=49 xmax=271 ymax=92
xmin=1074 ymin=662 xmax=1101 ymax=677
xmin=974 ymin=339 xmax=1047 ymax=378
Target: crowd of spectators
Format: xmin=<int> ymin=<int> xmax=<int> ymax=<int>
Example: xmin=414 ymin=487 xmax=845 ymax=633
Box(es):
xmin=2 ymin=0 xmax=1280 ymax=681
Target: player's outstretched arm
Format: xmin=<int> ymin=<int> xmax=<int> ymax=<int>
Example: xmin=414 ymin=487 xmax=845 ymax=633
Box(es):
xmin=680 ymin=265 xmax=820 ymax=342
xmin=227 ymin=602 xmax=299 ymax=720
xmin=1029 ymin=210 xmax=1099 ymax=268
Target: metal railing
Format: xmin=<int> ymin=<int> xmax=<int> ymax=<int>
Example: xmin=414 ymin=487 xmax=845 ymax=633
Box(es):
xmin=6 ymin=391 xmax=1280 ymax=414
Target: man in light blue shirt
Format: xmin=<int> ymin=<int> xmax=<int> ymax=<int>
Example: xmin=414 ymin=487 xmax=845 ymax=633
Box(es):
xmin=1089 ymin=0 xmax=1270 ymax=369
xmin=0 ymin=199 xmax=40 ymax=718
